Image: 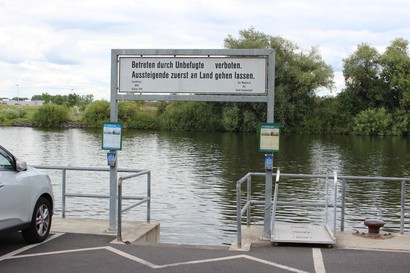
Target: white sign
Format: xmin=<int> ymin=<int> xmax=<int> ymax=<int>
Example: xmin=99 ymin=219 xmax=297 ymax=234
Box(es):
xmin=119 ymin=57 xmax=266 ymax=94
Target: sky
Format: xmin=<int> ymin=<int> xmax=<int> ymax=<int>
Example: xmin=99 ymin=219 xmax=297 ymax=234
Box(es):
xmin=0 ymin=0 xmax=409 ymax=101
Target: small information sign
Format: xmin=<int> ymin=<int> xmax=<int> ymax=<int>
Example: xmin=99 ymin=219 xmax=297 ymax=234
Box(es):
xmin=102 ymin=122 xmax=122 ymax=150
xmin=259 ymin=123 xmax=280 ymax=152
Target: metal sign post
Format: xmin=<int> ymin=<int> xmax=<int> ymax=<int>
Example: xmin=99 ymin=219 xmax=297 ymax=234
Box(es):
xmin=102 ymin=122 xmax=122 ymax=231
xmin=259 ymin=123 xmax=280 ymax=239
xmin=263 ymin=154 xmax=273 ymax=239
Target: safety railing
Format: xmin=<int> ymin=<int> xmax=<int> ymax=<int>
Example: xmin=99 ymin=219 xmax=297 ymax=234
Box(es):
xmin=32 ymin=165 xmax=148 ymax=218
xmin=236 ymin=171 xmax=410 ymax=249
xmin=117 ymin=170 xmax=151 ymax=242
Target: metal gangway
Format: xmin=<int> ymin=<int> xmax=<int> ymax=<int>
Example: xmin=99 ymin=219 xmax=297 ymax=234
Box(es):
xmin=236 ymin=171 xmax=410 ymax=249
xmin=270 ymin=169 xmax=337 ymax=246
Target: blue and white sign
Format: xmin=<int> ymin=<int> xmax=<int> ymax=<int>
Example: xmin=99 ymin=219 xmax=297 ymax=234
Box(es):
xmin=102 ymin=122 xmax=122 ymax=150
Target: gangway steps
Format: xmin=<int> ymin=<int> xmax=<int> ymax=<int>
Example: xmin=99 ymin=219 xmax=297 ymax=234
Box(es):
xmin=272 ymin=223 xmax=335 ymax=245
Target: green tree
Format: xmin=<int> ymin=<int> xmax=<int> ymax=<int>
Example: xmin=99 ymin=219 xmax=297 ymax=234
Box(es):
xmin=342 ymin=43 xmax=385 ymax=114
xmin=303 ymin=96 xmax=352 ymax=134
xmin=224 ymin=27 xmax=334 ymax=131
xmin=11 ymin=97 xmax=28 ymax=101
xmin=52 ymin=94 xmax=66 ymax=105
xmin=81 ymin=94 xmax=94 ymax=106
xmin=31 ymin=93 xmax=52 ymax=103
xmin=67 ymin=93 xmax=81 ymax=107
xmin=32 ymin=104 xmax=69 ymax=127
xmin=379 ymin=38 xmax=410 ymax=110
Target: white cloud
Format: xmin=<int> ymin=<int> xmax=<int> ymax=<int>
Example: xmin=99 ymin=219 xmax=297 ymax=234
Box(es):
xmin=0 ymin=0 xmax=409 ymax=100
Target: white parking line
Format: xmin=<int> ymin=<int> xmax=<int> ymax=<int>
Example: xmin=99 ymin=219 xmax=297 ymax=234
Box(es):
xmin=107 ymin=246 xmax=309 ymax=272
xmin=2 ymin=242 xmax=309 ymax=272
xmin=312 ymin=248 xmax=326 ymax=273
xmin=0 ymin=233 xmax=64 ymax=262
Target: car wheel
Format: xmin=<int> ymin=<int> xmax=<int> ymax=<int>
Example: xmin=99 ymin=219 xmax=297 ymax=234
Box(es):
xmin=22 ymin=197 xmax=52 ymax=244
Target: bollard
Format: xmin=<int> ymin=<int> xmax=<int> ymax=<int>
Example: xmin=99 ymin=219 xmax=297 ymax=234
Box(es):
xmin=364 ymin=219 xmax=385 ymax=234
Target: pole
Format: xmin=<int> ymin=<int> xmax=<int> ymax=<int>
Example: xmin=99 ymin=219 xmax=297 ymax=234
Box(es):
xmin=262 ymin=50 xmax=275 ymax=238
xmin=16 ymin=84 xmax=19 ymax=102
xmin=271 ymin=168 xmax=280 ymax=236
xmin=109 ymin=50 xmax=119 ymax=231
xmin=262 ymin=154 xmax=273 ymax=239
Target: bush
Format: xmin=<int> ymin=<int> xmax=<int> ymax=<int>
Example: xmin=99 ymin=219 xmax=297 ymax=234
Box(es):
xmin=302 ymin=97 xmax=352 ymax=134
xmin=391 ymin=109 xmax=409 ymax=135
xmin=17 ymin=108 xmax=27 ymax=118
xmin=159 ymin=102 xmax=221 ymax=131
xmin=127 ymin=112 xmax=159 ymax=130
xmin=32 ymin=104 xmax=69 ymax=127
xmin=221 ymin=105 xmax=259 ymax=132
xmin=3 ymin=108 xmax=18 ymax=119
xmin=118 ymin=101 xmax=159 ymax=129
xmin=82 ymin=101 xmax=110 ymax=128
xmin=118 ymin=101 xmax=139 ymax=128
xmin=242 ymin=110 xmax=258 ymax=132
xmin=352 ymin=108 xmax=391 ymax=135
xmin=222 ymin=106 xmax=241 ymax=132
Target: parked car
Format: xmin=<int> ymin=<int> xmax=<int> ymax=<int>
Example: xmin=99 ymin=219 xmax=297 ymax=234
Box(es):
xmin=0 ymin=145 xmax=54 ymax=243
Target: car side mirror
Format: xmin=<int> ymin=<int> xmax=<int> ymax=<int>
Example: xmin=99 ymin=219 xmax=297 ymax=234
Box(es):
xmin=16 ymin=159 xmax=27 ymax=171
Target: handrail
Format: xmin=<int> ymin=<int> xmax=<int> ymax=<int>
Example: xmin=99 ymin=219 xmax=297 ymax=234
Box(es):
xmin=236 ymin=171 xmax=410 ymax=249
xmin=32 ymin=165 xmax=146 ymax=218
xmin=117 ymin=170 xmax=151 ymax=242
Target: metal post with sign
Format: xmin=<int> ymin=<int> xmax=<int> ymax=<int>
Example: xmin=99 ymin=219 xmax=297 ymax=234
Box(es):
xmin=259 ymin=123 xmax=280 ymax=239
xmin=102 ymin=122 xmax=122 ymax=231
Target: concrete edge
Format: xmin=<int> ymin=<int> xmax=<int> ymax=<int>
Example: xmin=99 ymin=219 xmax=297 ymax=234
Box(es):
xmin=51 ymin=217 xmax=160 ymax=244
xmin=231 ymin=225 xmax=410 ymax=252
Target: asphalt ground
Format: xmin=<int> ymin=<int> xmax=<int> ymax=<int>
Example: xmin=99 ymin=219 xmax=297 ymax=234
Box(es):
xmin=2 ymin=231 xmax=410 ymax=273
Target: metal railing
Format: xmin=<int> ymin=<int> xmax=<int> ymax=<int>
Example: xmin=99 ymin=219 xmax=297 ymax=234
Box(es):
xmin=236 ymin=171 xmax=410 ymax=248
xmin=32 ymin=165 xmax=151 ymax=239
xmin=117 ymin=170 xmax=151 ymax=242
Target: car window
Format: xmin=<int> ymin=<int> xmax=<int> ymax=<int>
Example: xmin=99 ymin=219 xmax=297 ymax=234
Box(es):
xmin=0 ymin=149 xmax=14 ymax=170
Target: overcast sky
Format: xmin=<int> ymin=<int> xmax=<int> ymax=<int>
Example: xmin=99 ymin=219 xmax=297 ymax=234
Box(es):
xmin=0 ymin=0 xmax=409 ymax=100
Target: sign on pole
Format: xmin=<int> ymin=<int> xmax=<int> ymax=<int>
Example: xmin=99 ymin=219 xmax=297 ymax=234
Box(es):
xmin=259 ymin=123 xmax=280 ymax=153
xmin=102 ymin=122 xmax=122 ymax=150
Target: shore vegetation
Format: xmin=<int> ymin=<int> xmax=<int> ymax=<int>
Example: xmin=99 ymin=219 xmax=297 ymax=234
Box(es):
xmin=1 ymin=28 xmax=409 ymax=136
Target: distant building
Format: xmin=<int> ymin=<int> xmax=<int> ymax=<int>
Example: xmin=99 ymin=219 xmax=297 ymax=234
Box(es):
xmin=1 ymin=100 xmax=44 ymax=106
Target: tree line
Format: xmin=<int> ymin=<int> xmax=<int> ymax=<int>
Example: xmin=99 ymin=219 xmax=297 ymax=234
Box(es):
xmin=2 ymin=28 xmax=409 ymax=135
xmin=220 ymin=28 xmax=409 ymax=136
xmin=31 ymin=93 xmax=94 ymax=109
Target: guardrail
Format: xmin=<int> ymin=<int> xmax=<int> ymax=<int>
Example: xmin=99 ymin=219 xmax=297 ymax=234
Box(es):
xmin=236 ymin=172 xmax=410 ymax=248
xmin=117 ymin=170 xmax=151 ymax=242
xmin=32 ymin=165 xmax=151 ymax=241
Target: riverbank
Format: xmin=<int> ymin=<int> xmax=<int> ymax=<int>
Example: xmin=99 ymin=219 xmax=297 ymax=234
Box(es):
xmin=7 ymin=121 xmax=89 ymax=128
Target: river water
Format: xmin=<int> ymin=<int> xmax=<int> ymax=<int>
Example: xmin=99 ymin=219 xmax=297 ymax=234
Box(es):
xmin=1 ymin=127 xmax=409 ymax=245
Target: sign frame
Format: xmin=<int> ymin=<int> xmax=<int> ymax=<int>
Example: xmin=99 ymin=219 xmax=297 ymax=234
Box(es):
xmin=109 ymin=48 xmax=275 ymax=232
xmin=102 ymin=122 xmax=123 ymax=151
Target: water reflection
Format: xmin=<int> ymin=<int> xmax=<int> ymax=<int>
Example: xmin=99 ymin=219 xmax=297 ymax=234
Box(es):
xmin=1 ymin=128 xmax=409 ymax=244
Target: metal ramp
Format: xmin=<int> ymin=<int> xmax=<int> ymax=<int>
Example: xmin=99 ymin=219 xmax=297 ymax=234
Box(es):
xmin=270 ymin=169 xmax=338 ymax=246
xmin=272 ymin=224 xmax=335 ymax=245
